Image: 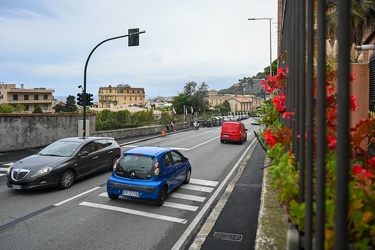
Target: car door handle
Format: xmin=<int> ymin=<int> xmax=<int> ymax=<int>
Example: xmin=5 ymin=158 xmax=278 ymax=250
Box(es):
xmin=93 ymin=156 xmax=98 ymax=159
xmin=108 ymin=151 xmax=113 ymax=154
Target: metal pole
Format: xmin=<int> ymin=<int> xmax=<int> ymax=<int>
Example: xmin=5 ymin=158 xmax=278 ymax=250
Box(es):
xmin=248 ymin=18 xmax=273 ymax=76
xmin=82 ymin=30 xmax=145 ymax=137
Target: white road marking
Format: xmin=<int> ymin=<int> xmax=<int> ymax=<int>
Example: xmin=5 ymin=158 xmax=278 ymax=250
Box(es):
xmin=172 ymin=137 xmax=257 ymax=250
xmin=0 ymin=174 xmax=5 ymax=177
xmin=163 ymin=202 xmax=199 ymax=211
xmin=179 ymin=184 xmax=214 ymax=193
xmin=0 ymin=166 xmax=12 ymax=170
xmin=169 ymin=193 xmax=206 ymax=202
xmin=189 ymin=178 xmax=218 ymax=187
xmin=79 ymin=201 xmax=188 ymax=224
xmin=98 ymin=192 xmax=199 ymax=211
xmin=54 ymin=187 xmax=101 ymax=206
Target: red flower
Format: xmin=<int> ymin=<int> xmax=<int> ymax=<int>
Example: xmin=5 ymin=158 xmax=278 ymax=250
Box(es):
xmin=272 ymin=93 xmax=287 ymax=113
xmin=352 ymin=164 xmax=371 ymax=179
xmin=282 ymin=112 xmax=291 ymax=119
xmin=328 ymin=135 xmax=336 ymax=150
xmin=368 ymin=157 xmax=375 ymax=168
xmin=350 ymin=73 xmax=356 ymax=81
xmin=350 ymin=95 xmax=359 ymax=111
xmin=263 ymin=129 xmax=277 ymax=147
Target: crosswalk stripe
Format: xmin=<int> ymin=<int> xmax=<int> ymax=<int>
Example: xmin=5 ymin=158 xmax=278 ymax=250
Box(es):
xmin=169 ymin=193 xmax=205 ymax=202
xmin=179 ymin=184 xmax=214 ymax=193
xmin=0 ymin=167 xmax=10 ymax=171
xmin=79 ymin=201 xmax=188 ymax=224
xmin=98 ymin=192 xmax=200 ymax=211
xmin=189 ymin=178 xmax=218 ymax=187
xmin=0 ymin=174 xmax=5 ymax=177
xmin=163 ymin=202 xmax=198 ymax=211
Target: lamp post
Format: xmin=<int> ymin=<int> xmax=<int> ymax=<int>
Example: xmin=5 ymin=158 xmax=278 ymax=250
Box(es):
xmin=82 ymin=29 xmax=145 ymax=137
xmin=248 ymin=18 xmax=273 ymax=76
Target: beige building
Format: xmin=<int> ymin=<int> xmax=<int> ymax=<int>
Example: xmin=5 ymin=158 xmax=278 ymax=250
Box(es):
xmin=0 ymin=83 xmax=55 ymax=113
xmin=98 ymin=85 xmax=146 ymax=108
xmin=208 ymin=90 xmax=263 ymax=112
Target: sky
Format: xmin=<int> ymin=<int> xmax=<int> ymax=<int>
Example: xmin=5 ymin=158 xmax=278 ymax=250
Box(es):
xmin=0 ymin=0 xmax=278 ymax=100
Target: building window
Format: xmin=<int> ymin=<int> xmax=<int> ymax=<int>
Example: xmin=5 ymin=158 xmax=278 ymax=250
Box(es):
xmin=13 ymin=95 xmax=18 ymax=100
xmin=24 ymin=94 xmax=29 ymax=100
xmin=34 ymin=95 xmax=39 ymax=100
xmin=25 ymin=105 xmax=29 ymax=111
xmin=130 ymin=97 xmax=132 ymax=101
xmin=44 ymin=95 xmax=48 ymax=100
xmin=43 ymin=104 xmax=48 ymax=110
xmin=135 ymin=97 xmax=137 ymax=101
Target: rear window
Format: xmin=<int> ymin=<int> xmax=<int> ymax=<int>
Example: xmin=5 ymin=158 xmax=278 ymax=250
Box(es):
xmin=115 ymin=154 xmax=154 ymax=179
xmin=222 ymin=123 xmax=240 ymax=132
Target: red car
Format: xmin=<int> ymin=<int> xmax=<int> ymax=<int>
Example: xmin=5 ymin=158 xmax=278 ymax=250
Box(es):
xmin=220 ymin=121 xmax=248 ymax=144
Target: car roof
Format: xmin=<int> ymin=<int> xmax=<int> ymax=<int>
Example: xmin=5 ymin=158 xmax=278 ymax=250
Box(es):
xmin=57 ymin=137 xmax=115 ymax=143
xmin=125 ymin=146 xmax=170 ymax=157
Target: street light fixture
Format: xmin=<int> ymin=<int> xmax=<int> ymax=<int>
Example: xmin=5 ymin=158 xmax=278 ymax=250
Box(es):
xmin=248 ymin=18 xmax=273 ymax=76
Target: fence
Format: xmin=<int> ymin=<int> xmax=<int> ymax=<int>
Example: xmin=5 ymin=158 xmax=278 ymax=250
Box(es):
xmin=280 ymin=0 xmax=352 ymax=249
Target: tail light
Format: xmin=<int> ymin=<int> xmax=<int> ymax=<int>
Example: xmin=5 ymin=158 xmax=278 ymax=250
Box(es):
xmin=154 ymin=159 xmax=160 ymax=176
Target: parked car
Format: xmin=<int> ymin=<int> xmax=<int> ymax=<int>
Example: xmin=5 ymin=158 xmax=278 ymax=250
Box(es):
xmin=220 ymin=121 xmax=248 ymax=144
xmin=107 ymin=146 xmax=192 ymax=206
xmin=7 ymin=137 xmax=121 ymax=190
xmin=251 ymin=118 xmax=261 ymax=125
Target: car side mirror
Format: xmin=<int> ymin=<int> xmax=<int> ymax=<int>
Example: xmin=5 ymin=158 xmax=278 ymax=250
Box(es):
xmin=183 ymin=157 xmax=189 ymax=162
xmin=78 ymin=151 xmax=89 ymax=157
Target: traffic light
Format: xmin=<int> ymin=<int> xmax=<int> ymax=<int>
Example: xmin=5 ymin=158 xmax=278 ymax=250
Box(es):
xmin=77 ymin=93 xmax=83 ymax=106
xmin=128 ymin=28 xmax=139 ymax=47
xmin=86 ymin=93 xmax=93 ymax=106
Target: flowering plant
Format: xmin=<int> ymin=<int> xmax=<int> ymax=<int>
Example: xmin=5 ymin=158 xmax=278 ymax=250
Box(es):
xmin=259 ymin=63 xmax=375 ymax=249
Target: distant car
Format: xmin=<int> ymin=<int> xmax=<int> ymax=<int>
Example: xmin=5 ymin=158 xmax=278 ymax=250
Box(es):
xmin=220 ymin=121 xmax=248 ymax=144
xmin=107 ymin=146 xmax=192 ymax=206
xmin=7 ymin=137 xmax=121 ymax=190
xmin=251 ymin=118 xmax=261 ymax=125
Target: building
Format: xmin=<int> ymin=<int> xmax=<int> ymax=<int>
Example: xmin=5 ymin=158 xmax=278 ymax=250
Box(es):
xmin=98 ymin=85 xmax=146 ymax=108
xmin=208 ymin=90 xmax=263 ymax=112
xmin=0 ymin=83 xmax=55 ymax=113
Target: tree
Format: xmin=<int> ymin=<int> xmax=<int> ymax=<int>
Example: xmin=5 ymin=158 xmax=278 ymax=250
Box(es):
xmin=326 ymin=0 xmax=375 ymax=45
xmin=14 ymin=104 xmax=26 ymax=113
xmin=172 ymin=94 xmax=190 ymax=114
xmin=65 ymin=95 xmax=78 ymax=112
xmin=0 ymin=103 xmax=15 ymax=113
xmin=33 ymin=106 xmax=43 ymax=113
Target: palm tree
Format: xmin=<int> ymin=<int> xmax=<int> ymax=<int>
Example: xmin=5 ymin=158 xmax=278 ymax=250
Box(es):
xmin=326 ymin=0 xmax=375 ymax=45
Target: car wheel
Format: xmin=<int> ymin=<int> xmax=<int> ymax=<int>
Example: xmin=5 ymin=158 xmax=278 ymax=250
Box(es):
xmin=155 ymin=186 xmax=167 ymax=206
xmin=108 ymin=193 xmax=119 ymax=200
xmin=58 ymin=170 xmax=75 ymax=189
xmin=220 ymin=140 xmax=224 ymax=143
xmin=109 ymin=156 xmax=120 ymax=171
xmin=183 ymin=169 xmax=191 ymax=184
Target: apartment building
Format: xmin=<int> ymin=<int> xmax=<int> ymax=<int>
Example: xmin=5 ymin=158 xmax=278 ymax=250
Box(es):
xmin=208 ymin=90 xmax=263 ymax=111
xmin=0 ymin=83 xmax=55 ymax=113
xmin=98 ymin=85 xmax=146 ymax=108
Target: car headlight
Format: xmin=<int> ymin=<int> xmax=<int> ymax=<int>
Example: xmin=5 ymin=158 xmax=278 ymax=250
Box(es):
xmin=7 ymin=167 xmax=12 ymax=176
xmin=32 ymin=167 xmax=52 ymax=177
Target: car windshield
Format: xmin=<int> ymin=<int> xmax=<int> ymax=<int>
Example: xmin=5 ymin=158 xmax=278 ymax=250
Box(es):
xmin=40 ymin=141 xmax=82 ymax=157
xmin=115 ymin=154 xmax=154 ymax=179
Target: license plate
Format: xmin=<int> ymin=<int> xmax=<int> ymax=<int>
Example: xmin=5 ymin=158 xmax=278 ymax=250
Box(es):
xmin=122 ymin=190 xmax=139 ymax=197
xmin=11 ymin=185 xmax=22 ymax=190
xmin=223 ymin=134 xmax=229 ymax=137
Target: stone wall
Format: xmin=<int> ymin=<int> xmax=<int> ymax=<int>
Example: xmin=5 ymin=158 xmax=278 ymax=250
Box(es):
xmin=0 ymin=114 xmax=188 ymax=152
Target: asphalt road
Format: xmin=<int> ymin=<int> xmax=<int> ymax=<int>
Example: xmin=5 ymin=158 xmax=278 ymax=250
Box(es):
xmin=0 ymin=120 xmax=261 ymax=250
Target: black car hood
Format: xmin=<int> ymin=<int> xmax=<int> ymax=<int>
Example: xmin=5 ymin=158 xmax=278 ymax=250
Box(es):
xmin=12 ymin=154 xmax=69 ymax=171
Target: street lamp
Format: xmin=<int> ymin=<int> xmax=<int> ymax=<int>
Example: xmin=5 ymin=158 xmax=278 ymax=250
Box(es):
xmin=248 ymin=18 xmax=273 ymax=76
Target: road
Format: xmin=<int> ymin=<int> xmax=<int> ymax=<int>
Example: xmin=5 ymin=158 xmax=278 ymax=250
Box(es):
xmin=0 ymin=119 xmax=260 ymax=250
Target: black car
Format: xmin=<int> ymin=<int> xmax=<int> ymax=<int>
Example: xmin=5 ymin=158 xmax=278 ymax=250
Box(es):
xmin=7 ymin=137 xmax=121 ymax=190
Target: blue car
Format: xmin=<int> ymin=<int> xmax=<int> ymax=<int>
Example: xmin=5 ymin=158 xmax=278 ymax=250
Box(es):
xmin=107 ymin=146 xmax=192 ymax=206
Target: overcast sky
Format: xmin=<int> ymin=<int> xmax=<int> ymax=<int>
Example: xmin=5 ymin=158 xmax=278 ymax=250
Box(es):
xmin=0 ymin=0 xmax=278 ymax=100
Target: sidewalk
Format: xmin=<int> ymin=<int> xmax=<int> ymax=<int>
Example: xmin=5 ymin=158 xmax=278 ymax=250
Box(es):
xmin=188 ymin=141 xmax=289 ymax=250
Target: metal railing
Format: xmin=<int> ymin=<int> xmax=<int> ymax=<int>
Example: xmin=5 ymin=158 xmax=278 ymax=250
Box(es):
xmin=280 ymin=0 xmax=351 ymax=249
